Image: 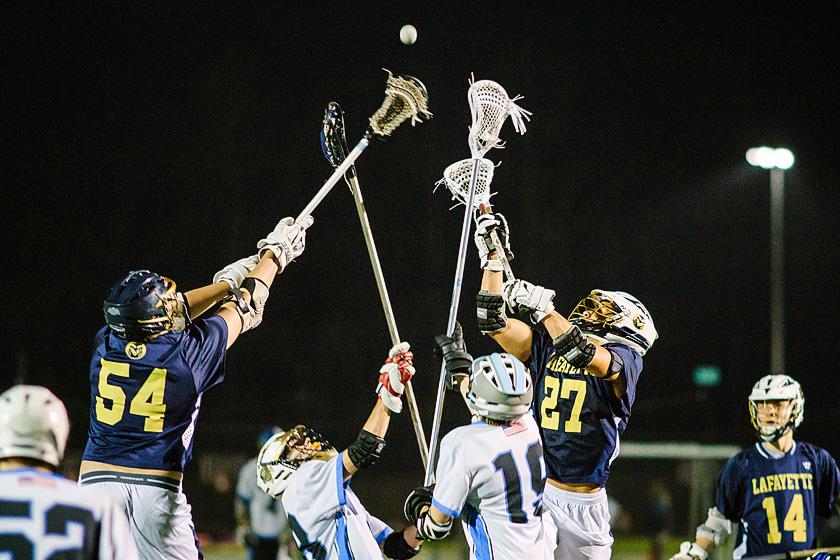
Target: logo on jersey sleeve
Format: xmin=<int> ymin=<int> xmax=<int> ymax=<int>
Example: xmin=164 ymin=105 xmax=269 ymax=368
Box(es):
xmin=125 ymin=342 xmax=147 ymax=360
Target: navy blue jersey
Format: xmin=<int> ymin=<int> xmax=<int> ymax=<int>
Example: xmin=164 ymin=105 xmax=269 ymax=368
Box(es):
xmin=527 ymin=326 xmax=643 ymax=486
xmin=716 ymin=441 xmax=840 ymax=559
xmin=83 ymin=315 xmax=228 ymax=472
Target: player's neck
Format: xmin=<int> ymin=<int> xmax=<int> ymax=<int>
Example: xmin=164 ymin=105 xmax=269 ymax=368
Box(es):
xmin=0 ymin=458 xmax=54 ymax=472
xmin=761 ymin=431 xmax=794 ymax=455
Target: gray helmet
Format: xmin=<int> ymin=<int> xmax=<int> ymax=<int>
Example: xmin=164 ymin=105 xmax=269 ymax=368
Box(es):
xmin=466 ymin=353 xmax=533 ymax=422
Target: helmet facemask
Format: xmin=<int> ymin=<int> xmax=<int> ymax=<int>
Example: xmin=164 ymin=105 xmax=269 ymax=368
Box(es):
xmin=747 ymin=375 xmax=804 ymax=443
xmin=257 ymin=425 xmax=336 ymax=498
xmin=569 ymin=290 xmax=657 ymax=356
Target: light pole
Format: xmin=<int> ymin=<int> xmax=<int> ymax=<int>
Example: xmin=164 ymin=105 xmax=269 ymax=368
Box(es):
xmin=745 ymin=147 xmax=795 ymax=374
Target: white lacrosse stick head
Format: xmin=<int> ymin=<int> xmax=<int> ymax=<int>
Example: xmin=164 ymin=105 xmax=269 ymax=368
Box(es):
xmin=435 ymin=158 xmax=496 ymax=210
xmin=467 ymin=79 xmax=532 ymax=158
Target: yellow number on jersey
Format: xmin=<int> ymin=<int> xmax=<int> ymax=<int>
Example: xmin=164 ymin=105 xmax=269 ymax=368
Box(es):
xmin=95 ymin=359 xmax=168 ymax=432
xmin=95 ymin=359 xmax=129 ymax=425
xmin=129 ymin=367 xmax=167 ymax=432
xmin=560 ymin=379 xmax=586 ymax=433
xmin=541 ymin=377 xmax=561 ymax=430
xmin=540 ymin=377 xmax=587 ymax=433
xmin=783 ymin=494 xmax=807 ymax=542
xmin=762 ymin=494 xmax=807 ymax=544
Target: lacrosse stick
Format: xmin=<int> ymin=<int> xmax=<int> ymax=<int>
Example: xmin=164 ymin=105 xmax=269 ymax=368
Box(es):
xmin=424 ymin=79 xmax=530 ymax=484
xmin=320 ymin=102 xmax=429 ymax=466
xmin=296 ymin=70 xmax=432 ymax=224
xmin=745 ymin=547 xmax=840 ymax=560
xmin=436 ymin=158 xmax=514 ymax=280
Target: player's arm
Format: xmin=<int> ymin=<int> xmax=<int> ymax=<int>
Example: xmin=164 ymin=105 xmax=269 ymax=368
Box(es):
xmin=404 ymin=486 xmax=456 ymax=543
xmin=474 ymin=212 xmax=533 ymax=361
xmin=214 ymin=216 xmax=314 ymax=348
xmin=382 ymin=525 xmax=424 ymax=559
xmin=670 ymin=507 xmax=732 ymax=560
xmin=504 ymin=279 xmax=618 ymax=379
xmin=341 ymin=342 xmax=415 ymax=479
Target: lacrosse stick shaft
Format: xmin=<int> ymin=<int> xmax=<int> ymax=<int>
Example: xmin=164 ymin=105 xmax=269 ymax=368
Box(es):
xmin=424 ymin=159 xmax=483 ymax=486
xmin=479 ymin=203 xmax=515 ymax=281
xmin=297 ymin=137 xmax=370 ymax=223
xmin=744 ymin=547 xmax=840 ymax=560
xmin=345 ymin=172 xmax=429 ymax=465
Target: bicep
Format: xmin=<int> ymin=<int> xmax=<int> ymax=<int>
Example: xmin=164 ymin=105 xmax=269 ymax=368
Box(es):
xmin=488 ymin=318 xmax=533 ymax=361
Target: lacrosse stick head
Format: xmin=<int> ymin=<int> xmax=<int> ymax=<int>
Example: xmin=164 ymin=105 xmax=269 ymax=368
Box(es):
xmin=436 ymin=158 xmax=496 ymax=210
xmin=321 ymin=102 xmax=351 ymax=168
xmin=467 ymin=79 xmax=532 ymax=158
xmin=368 ymin=69 xmax=432 ymax=138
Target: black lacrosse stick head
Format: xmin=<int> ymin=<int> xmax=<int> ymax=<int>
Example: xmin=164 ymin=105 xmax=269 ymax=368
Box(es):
xmin=320 ymin=102 xmax=351 ymax=169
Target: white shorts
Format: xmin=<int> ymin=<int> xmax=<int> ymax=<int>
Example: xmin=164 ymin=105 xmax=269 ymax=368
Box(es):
xmin=80 ymin=471 xmax=202 ymax=560
xmin=542 ymin=485 xmax=613 ymax=560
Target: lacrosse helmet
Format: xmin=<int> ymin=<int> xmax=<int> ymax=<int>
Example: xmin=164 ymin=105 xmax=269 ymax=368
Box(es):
xmin=257 ymin=425 xmax=337 ymax=498
xmin=103 ymin=270 xmax=187 ymax=340
xmin=466 ymin=353 xmax=533 ymax=422
xmin=569 ymin=290 xmax=658 ymax=356
xmin=0 ymin=385 xmax=70 ymax=468
xmin=748 ymin=375 xmax=804 ymax=442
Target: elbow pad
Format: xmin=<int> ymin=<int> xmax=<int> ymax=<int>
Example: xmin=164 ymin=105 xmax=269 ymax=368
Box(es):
xmin=695 ymin=507 xmax=732 ymax=545
xmin=416 ymin=512 xmax=453 ymax=541
xmin=382 ymin=531 xmax=420 ymax=560
xmin=552 ymin=325 xmax=596 ymax=368
xmin=235 ymin=277 xmax=269 ymax=333
xmin=347 ymin=429 xmax=386 ymax=470
xmin=476 ymin=290 xmax=507 ymax=334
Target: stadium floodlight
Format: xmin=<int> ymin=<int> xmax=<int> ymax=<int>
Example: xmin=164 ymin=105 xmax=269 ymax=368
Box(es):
xmin=745 ymin=146 xmax=795 ymax=170
xmin=745 ymin=146 xmax=795 ymax=375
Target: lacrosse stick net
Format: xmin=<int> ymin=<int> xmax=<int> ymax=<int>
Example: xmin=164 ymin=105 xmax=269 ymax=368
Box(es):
xmin=435 ymin=158 xmax=496 ymax=211
xmin=467 ymin=79 xmax=532 ymax=158
xmin=369 ymin=70 xmax=433 ymax=137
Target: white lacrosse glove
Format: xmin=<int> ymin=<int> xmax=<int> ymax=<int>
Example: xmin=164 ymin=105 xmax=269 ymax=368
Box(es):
xmin=213 ymin=255 xmax=261 ymax=289
xmin=473 ymin=212 xmax=513 ymax=270
xmin=670 ymin=542 xmax=707 ymax=560
xmin=257 ymin=215 xmax=314 ymax=271
xmin=503 ymin=278 xmax=555 ymax=324
xmin=376 ymin=342 xmax=416 ymax=413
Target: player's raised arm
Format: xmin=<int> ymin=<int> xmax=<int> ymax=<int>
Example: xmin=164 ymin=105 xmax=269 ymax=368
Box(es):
xmin=214 ymin=215 xmax=314 ymax=348
xmin=341 ymin=342 xmax=416 ymax=478
xmin=474 ymin=211 xmax=533 ymax=360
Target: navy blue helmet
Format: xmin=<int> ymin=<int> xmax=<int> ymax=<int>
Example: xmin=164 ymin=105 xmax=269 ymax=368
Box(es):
xmin=103 ymin=270 xmax=179 ymax=340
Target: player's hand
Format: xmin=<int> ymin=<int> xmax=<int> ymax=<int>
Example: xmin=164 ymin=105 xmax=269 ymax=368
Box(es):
xmin=213 ymin=255 xmax=261 ymax=289
xmin=670 ymin=542 xmax=707 ymax=560
xmin=503 ymin=278 xmax=555 ymax=324
xmin=404 ymin=484 xmax=435 ymax=524
xmin=433 ymin=322 xmax=473 ymax=391
xmin=257 ymin=215 xmax=315 ymax=271
xmin=376 ymin=342 xmax=415 ymax=413
xmin=474 ymin=211 xmax=513 ymax=270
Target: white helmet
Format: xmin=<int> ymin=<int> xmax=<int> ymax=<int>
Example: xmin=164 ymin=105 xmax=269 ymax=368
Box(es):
xmin=256 ymin=425 xmax=336 ymax=498
xmin=466 ymin=353 xmax=533 ymax=422
xmin=748 ymin=375 xmax=804 ymax=442
xmin=0 ymin=385 xmax=70 ymax=468
xmin=569 ymin=289 xmax=658 ymax=356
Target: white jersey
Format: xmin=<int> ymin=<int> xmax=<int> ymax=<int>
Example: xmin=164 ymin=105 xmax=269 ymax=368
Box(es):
xmin=237 ymin=457 xmax=289 ymax=538
xmin=0 ymin=467 xmax=138 ymax=560
xmin=432 ymin=414 xmax=554 ymax=560
xmin=280 ymin=453 xmax=391 ymax=560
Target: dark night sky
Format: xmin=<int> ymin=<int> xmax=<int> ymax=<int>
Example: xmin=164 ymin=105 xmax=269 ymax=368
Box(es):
xmin=3 ymin=4 xmax=839 ymax=488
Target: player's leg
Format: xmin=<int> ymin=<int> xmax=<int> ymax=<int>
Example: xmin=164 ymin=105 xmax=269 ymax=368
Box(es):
xmin=129 ymin=484 xmax=205 ymax=560
xmin=544 ymin=485 xmax=613 ymax=560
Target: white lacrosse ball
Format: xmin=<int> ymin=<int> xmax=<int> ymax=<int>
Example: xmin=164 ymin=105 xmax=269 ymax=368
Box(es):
xmin=400 ymin=24 xmax=417 ymax=45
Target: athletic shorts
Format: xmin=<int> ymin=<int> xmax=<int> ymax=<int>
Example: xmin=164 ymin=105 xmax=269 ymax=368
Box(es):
xmin=542 ymin=485 xmax=613 ymax=560
xmin=80 ymin=470 xmax=203 ymax=560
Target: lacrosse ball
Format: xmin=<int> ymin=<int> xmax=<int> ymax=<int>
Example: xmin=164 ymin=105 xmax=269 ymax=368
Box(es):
xmin=400 ymin=24 xmax=417 ymax=45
